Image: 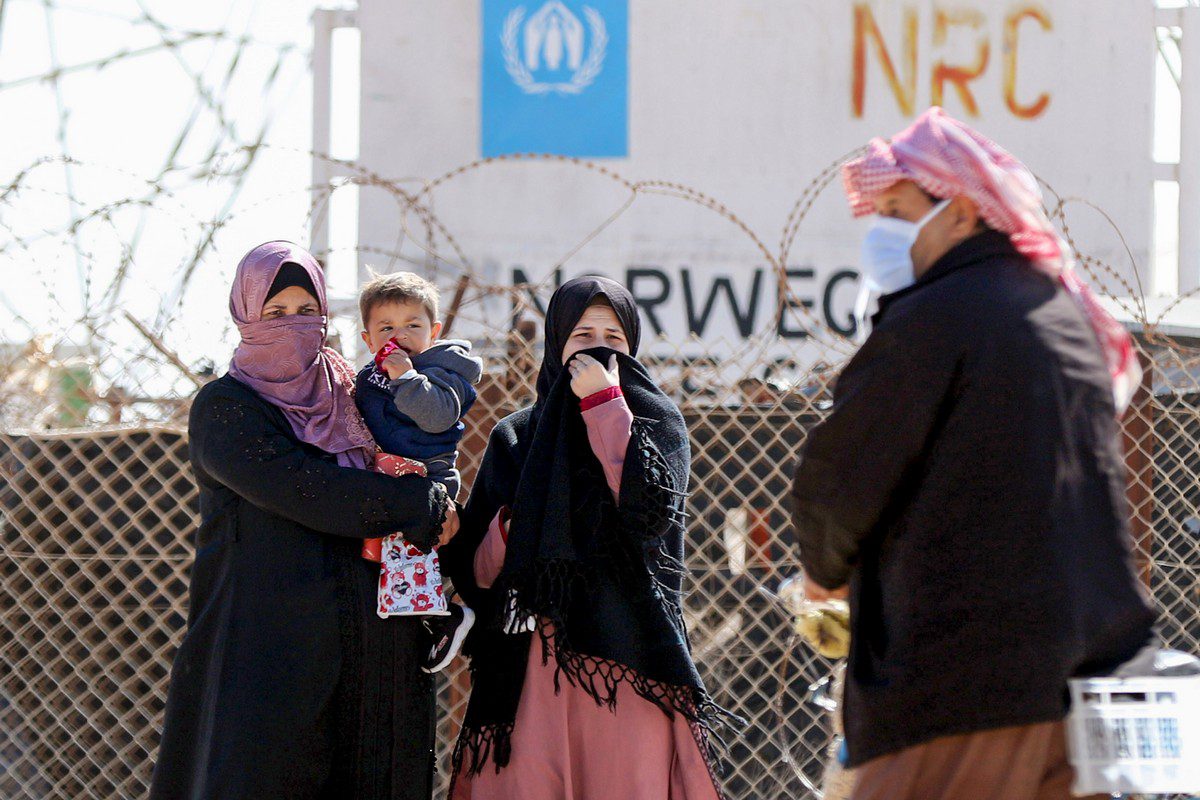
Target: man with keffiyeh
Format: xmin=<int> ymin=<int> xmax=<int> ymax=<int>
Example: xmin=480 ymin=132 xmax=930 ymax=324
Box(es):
xmin=789 ymin=108 xmax=1156 ymax=800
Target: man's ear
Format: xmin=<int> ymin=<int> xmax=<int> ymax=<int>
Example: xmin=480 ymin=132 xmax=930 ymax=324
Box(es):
xmin=951 ymin=196 xmax=982 ymax=237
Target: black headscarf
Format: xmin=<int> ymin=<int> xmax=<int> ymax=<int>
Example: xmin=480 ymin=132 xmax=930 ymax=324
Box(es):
xmin=534 ymin=274 xmax=642 ymax=402
xmin=264 ymin=261 xmax=318 ymax=303
xmin=443 ymin=276 xmax=736 ymax=793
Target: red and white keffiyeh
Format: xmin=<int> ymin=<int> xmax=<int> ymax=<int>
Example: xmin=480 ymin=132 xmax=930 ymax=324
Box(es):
xmin=842 ymin=107 xmax=1141 ymax=413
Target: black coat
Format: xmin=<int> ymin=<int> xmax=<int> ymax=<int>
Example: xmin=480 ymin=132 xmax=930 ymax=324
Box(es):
xmin=150 ymin=375 xmax=444 ymax=800
xmin=790 ymin=231 xmax=1156 ymax=767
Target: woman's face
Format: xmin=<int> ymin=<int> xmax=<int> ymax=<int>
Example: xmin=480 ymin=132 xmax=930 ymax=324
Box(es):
xmin=261 ymin=285 xmax=320 ymax=320
xmin=560 ymin=303 xmax=630 ymax=364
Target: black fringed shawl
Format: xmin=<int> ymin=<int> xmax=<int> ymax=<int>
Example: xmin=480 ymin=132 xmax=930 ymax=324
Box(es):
xmin=442 ymin=276 xmax=736 ymax=789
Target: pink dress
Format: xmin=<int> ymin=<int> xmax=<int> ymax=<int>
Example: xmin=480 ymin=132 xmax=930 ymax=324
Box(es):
xmin=451 ymin=394 xmax=722 ymax=800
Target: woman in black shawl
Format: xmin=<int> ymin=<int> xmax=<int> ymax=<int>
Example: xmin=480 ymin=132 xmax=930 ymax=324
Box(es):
xmin=442 ymin=276 xmax=733 ymax=799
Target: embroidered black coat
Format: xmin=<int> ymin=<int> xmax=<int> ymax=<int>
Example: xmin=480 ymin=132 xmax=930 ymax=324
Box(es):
xmin=150 ymin=375 xmax=445 ymax=800
xmin=790 ymin=232 xmax=1156 ymax=767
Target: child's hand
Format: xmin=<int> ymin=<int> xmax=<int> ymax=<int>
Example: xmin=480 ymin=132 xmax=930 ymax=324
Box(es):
xmin=381 ymin=350 xmax=413 ymax=380
xmin=568 ymin=353 xmax=619 ymax=399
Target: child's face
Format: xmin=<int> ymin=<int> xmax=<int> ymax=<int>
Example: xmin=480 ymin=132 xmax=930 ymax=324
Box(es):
xmin=361 ymin=301 xmax=442 ymax=356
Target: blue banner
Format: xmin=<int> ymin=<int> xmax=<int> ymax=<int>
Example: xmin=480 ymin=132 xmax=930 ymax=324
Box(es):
xmin=481 ymin=0 xmax=628 ymax=158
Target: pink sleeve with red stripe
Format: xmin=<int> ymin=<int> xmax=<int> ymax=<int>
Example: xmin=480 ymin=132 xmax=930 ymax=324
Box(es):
xmin=581 ymin=391 xmax=634 ymax=504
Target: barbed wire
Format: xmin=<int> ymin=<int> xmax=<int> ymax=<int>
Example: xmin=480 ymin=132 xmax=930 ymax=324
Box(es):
xmin=1 ymin=6 xmax=1198 ymax=800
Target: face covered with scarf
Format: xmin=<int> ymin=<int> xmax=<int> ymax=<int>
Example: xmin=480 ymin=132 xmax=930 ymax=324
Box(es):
xmin=535 ymin=275 xmax=641 ymax=400
xmin=226 ymin=241 xmax=375 ymax=468
xmin=842 ymin=106 xmax=1141 ymax=413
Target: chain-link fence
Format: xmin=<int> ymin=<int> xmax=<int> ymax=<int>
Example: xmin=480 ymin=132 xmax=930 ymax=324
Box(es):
xmin=2 ymin=150 xmax=1199 ymax=800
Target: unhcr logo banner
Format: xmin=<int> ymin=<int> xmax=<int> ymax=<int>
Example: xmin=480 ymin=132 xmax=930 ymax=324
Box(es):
xmin=481 ymin=0 xmax=628 ymax=157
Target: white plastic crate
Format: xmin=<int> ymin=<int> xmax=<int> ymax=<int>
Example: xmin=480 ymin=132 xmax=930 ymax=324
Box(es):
xmin=1066 ymin=673 xmax=1200 ymax=795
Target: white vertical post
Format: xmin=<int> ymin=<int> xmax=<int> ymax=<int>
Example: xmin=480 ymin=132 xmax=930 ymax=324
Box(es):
xmin=311 ymin=8 xmax=356 ymax=261
xmin=1179 ymin=6 xmax=1200 ymax=294
xmin=311 ymin=9 xmax=334 ymax=261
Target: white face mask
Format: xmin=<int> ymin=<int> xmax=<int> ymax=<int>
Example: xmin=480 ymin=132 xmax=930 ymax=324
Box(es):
xmin=859 ymin=198 xmax=952 ymax=295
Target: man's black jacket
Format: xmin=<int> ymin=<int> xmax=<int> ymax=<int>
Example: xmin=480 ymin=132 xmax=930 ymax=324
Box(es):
xmin=791 ymin=230 xmax=1156 ymax=767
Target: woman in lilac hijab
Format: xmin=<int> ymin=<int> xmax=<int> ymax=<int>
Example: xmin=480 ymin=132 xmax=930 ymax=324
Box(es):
xmin=151 ymin=241 xmax=457 ymax=800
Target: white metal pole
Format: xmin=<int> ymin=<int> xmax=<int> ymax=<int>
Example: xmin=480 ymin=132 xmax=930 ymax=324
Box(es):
xmin=311 ymin=8 xmax=337 ymax=262
xmin=1179 ymin=6 xmax=1200 ymax=294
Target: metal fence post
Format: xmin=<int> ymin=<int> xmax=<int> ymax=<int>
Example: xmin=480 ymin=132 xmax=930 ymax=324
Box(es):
xmin=1178 ymin=6 xmax=1200 ymax=294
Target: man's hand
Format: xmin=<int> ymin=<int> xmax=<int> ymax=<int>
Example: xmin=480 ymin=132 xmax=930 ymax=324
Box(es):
xmin=804 ymin=580 xmax=849 ymax=603
xmin=437 ymin=501 xmax=460 ymax=547
xmin=382 ymin=350 xmax=413 ymax=380
xmin=568 ymin=353 xmax=620 ymax=399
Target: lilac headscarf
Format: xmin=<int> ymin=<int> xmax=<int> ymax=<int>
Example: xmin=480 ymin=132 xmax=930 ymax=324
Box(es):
xmin=227 ymin=241 xmax=375 ymax=469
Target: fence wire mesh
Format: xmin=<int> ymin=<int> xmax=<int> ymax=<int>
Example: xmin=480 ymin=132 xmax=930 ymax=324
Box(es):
xmin=1 ymin=143 xmax=1199 ymax=800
